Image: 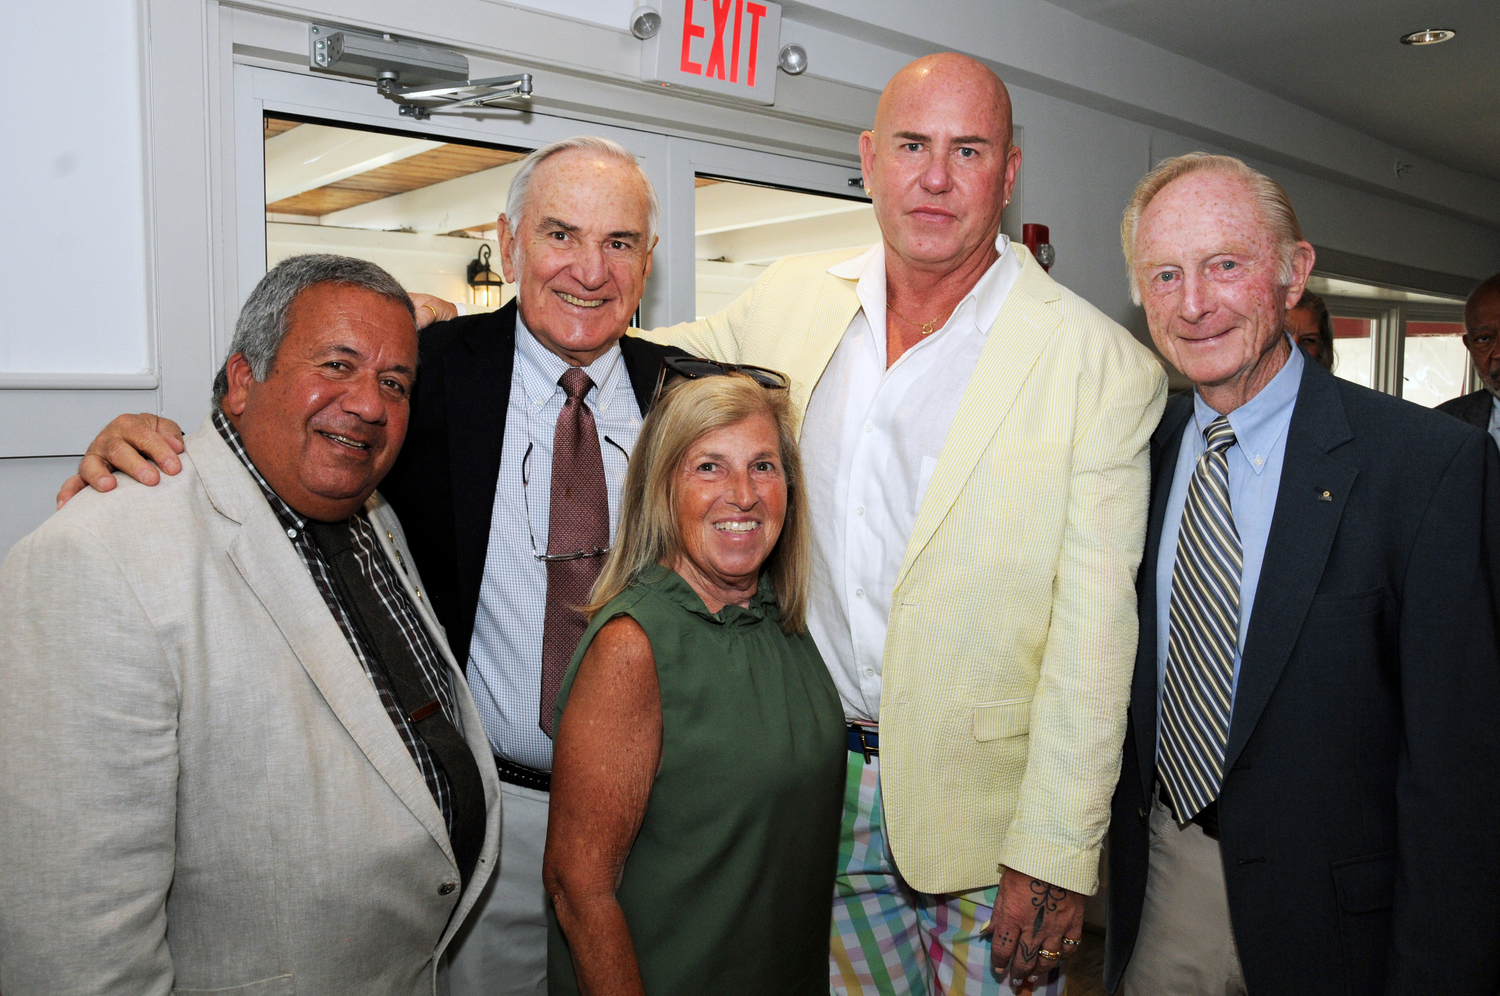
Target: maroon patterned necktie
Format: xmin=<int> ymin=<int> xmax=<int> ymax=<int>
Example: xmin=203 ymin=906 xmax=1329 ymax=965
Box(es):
xmin=539 ymin=367 xmax=610 ymax=737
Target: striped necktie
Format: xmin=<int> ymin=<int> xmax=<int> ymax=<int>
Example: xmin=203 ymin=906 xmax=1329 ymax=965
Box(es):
xmin=1158 ymin=415 xmax=1241 ymax=825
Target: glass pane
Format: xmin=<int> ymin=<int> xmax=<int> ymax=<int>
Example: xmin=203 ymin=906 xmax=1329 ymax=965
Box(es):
xmin=1403 ymin=321 xmax=1469 ymax=408
xmin=1331 ymin=316 xmax=1372 ymax=390
xmin=264 ymin=115 xmax=528 ymax=312
xmin=695 ymin=176 xmax=879 ymax=319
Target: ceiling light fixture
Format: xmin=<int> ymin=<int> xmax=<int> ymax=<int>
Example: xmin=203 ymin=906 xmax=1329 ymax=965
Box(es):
xmin=1400 ymin=28 xmax=1455 ymax=46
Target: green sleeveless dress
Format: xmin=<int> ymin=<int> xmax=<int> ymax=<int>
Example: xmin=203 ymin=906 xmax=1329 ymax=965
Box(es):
xmin=548 ymin=566 xmax=845 ymax=996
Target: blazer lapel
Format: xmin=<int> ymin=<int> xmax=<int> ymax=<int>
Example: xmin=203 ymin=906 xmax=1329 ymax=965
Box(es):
xmin=790 ymin=275 xmax=862 ymax=427
xmin=1222 ymin=363 xmax=1357 ymax=774
xmin=1132 ymin=396 xmax=1193 ymax=799
xmin=192 ymin=425 xmax=451 ymax=851
xmin=447 ymin=303 xmax=517 ymax=611
xmin=896 ymin=253 xmax=1060 ymax=586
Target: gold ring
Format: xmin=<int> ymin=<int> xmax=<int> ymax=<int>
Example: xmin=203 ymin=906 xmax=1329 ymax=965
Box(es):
xmin=418 ymin=303 xmax=436 ymax=320
xmin=1037 ymin=948 xmax=1062 ymax=960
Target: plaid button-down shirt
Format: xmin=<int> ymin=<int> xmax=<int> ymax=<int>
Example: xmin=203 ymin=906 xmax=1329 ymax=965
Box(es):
xmin=213 ymin=410 xmax=458 ymax=831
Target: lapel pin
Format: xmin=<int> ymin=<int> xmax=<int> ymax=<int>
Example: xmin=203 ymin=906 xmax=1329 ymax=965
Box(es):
xmin=1317 ymin=489 xmax=1332 ymax=502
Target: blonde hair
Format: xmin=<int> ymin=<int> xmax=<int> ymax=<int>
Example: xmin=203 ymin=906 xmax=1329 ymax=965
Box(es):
xmin=1121 ymin=152 xmax=1306 ymax=305
xmin=588 ymin=373 xmax=809 ymax=634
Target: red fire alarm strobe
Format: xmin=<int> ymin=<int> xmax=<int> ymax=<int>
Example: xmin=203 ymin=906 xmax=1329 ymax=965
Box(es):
xmin=1022 ymin=223 xmax=1055 ymax=272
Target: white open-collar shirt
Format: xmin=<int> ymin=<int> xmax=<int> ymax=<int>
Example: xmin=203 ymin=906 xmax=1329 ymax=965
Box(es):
xmin=800 ymin=234 xmax=1021 ymax=723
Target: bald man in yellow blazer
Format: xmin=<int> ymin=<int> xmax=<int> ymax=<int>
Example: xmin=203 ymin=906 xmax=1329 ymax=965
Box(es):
xmin=640 ymin=55 xmax=1165 ymax=995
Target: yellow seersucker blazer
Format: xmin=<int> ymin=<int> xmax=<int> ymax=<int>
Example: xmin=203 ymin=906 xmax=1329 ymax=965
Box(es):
xmin=636 ymin=244 xmax=1167 ymax=896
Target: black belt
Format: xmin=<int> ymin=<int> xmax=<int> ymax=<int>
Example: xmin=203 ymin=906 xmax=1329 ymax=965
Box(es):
xmin=847 ymin=723 xmax=879 ymax=762
xmin=1158 ymin=783 xmax=1219 ymax=840
xmin=496 ymin=754 xmax=551 ymax=792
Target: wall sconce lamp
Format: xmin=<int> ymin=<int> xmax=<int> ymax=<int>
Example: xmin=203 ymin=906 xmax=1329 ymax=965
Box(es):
xmin=467 ymin=243 xmax=505 ymax=310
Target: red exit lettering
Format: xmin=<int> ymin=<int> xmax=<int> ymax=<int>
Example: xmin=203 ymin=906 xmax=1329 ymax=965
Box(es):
xmin=678 ymin=0 xmax=769 ymax=85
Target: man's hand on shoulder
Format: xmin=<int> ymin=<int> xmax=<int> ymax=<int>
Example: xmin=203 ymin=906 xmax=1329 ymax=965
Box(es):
xmin=57 ymin=413 xmax=186 ymax=509
xmin=410 ymin=293 xmax=459 ymax=330
xmin=988 ymin=869 xmax=1086 ymax=990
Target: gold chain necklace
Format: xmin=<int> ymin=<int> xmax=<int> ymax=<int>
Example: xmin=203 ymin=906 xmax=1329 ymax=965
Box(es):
xmin=886 ymin=300 xmax=957 ymax=336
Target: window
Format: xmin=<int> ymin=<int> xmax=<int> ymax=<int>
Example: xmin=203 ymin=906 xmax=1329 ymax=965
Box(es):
xmin=1331 ymin=317 xmax=1373 ymax=390
xmin=1402 ymin=321 xmax=1469 ymax=408
xmin=1306 ymin=275 xmax=1468 ymax=406
xmin=693 ymin=176 xmax=878 ymax=319
xmin=263 ymin=115 xmax=528 ymax=312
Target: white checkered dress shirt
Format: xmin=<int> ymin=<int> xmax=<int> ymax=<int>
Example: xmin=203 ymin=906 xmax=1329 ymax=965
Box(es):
xmin=213 ymin=410 xmax=459 ymax=830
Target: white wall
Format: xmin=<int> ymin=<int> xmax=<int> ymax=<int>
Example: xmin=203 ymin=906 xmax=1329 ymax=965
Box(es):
xmin=2 ymin=0 xmax=151 ymax=375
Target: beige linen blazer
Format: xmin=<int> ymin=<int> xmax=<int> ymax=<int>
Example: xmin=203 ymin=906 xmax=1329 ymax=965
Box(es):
xmin=0 ymin=416 xmax=501 ymax=996
xmin=639 ymin=245 xmax=1166 ymax=895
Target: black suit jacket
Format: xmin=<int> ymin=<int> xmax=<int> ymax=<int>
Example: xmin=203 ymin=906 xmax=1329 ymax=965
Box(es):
xmin=379 ymin=301 xmax=684 ymax=667
xmin=1106 ymin=359 xmax=1500 ymax=994
xmin=1437 ymin=388 xmax=1494 ymax=433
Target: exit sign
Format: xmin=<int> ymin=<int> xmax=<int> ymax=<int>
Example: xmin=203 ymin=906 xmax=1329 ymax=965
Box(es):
xmin=642 ymin=0 xmax=783 ymax=105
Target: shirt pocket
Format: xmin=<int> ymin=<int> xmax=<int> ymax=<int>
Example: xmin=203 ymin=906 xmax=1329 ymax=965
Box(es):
xmin=973 ymin=697 xmax=1033 ymax=741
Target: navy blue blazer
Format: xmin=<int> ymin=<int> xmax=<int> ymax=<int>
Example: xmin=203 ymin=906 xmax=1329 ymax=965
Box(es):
xmin=1106 ymin=358 xmax=1500 ymax=994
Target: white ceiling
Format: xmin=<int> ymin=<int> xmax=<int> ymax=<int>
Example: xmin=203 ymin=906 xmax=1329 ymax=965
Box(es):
xmin=1043 ymin=0 xmax=1500 ymax=182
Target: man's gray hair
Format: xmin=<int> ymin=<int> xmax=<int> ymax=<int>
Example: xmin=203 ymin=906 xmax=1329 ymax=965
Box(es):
xmin=211 ymin=254 xmax=414 ymax=405
xmin=503 ymin=136 xmax=660 ymax=241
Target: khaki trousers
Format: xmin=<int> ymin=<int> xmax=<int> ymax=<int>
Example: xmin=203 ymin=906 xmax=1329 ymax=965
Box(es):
xmin=447 ymin=781 xmax=550 ymax=996
xmin=1122 ymin=790 xmax=1247 ymax=996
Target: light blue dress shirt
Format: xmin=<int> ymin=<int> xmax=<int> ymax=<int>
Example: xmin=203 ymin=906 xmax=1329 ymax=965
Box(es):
xmin=1487 ymin=395 xmax=1500 ymax=451
xmin=465 ymin=315 xmax=643 ymax=770
xmin=1155 ymin=340 xmax=1303 ymax=726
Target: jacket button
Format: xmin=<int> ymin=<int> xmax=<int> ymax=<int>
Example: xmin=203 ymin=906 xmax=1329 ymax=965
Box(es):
xmin=1138 ymin=806 xmax=1148 ymax=826
xmin=438 ymin=881 xmax=457 ymax=896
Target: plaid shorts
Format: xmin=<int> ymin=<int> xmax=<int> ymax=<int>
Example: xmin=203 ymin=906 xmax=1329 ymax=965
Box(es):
xmin=829 ymin=752 xmax=1066 ymax=996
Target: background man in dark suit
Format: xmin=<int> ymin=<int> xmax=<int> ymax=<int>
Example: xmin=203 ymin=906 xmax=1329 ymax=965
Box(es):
xmin=1105 ymin=152 xmax=1500 ymax=995
xmin=1437 ymin=272 xmax=1499 ymax=448
xmin=59 ymin=137 xmax=682 ymax=996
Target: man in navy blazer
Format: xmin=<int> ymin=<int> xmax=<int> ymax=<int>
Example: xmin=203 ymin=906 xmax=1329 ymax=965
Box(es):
xmin=1105 ymin=153 xmax=1500 ymax=995
xmin=1436 ymin=272 xmax=1499 ymax=447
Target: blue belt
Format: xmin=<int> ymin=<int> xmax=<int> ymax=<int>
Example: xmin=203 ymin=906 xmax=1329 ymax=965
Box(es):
xmin=847 ymin=723 xmax=879 ymax=761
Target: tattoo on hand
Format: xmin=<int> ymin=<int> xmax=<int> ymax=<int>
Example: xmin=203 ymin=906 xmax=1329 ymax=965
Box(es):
xmin=1028 ymin=877 xmax=1067 ymax=935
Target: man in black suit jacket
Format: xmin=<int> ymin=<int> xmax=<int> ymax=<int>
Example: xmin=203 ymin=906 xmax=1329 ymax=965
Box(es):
xmin=1436 ymin=272 xmax=1499 ymax=447
xmin=1106 ymin=153 xmax=1500 ymax=995
xmin=384 ymin=289 xmax=672 ymax=679
xmin=60 ymin=136 xmax=684 ymax=996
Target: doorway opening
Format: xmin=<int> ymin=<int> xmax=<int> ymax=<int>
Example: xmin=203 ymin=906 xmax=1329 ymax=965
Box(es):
xmin=263 ymin=114 xmax=529 ymax=312
xmin=693 ymin=175 xmax=877 ymax=319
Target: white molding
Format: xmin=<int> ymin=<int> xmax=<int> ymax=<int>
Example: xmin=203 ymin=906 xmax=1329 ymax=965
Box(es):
xmin=0 ymin=374 xmax=160 ymax=391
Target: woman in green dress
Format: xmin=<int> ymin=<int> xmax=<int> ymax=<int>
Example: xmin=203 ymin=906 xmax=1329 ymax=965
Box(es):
xmin=543 ymin=362 xmax=845 ymax=996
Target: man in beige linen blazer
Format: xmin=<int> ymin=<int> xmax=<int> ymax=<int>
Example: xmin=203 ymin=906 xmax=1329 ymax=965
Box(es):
xmin=644 ymin=54 xmax=1165 ymax=992
xmin=0 ymin=256 xmax=500 ymax=995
